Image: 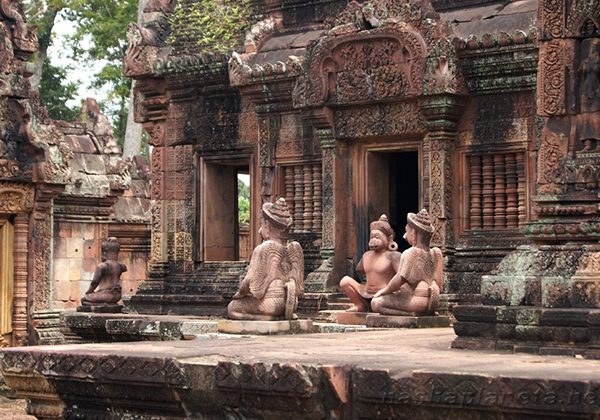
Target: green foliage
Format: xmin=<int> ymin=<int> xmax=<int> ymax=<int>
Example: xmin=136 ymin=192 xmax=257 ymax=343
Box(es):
xmin=22 ymin=0 xmax=69 ymax=50
xmin=61 ymin=0 xmax=137 ymax=146
xmin=168 ymin=0 xmax=253 ymax=52
xmin=238 ymin=178 xmax=250 ymax=225
xmin=39 ymin=59 xmax=79 ymax=121
xmin=24 ymin=0 xmax=137 ymax=146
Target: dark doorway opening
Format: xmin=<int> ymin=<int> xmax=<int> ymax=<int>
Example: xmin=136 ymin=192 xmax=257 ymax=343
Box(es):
xmin=366 ymin=150 xmax=419 ymax=254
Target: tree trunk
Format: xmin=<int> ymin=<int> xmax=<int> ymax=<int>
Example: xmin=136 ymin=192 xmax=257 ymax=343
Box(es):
xmin=29 ymin=7 xmax=61 ymax=93
xmin=122 ymin=0 xmax=148 ymax=159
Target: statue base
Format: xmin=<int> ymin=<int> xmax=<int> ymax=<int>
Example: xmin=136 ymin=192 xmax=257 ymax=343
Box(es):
xmin=366 ymin=314 xmax=452 ymax=328
xmin=217 ymin=319 xmax=313 ymax=335
xmin=335 ymin=311 xmax=369 ymax=325
xmin=76 ymin=304 xmax=123 ymax=314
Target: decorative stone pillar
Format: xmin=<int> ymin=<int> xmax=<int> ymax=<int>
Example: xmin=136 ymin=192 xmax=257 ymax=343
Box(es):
xmin=420 ymin=95 xmax=464 ymax=249
xmin=304 ymin=128 xmax=337 ymax=291
xmin=146 ymin=145 xmax=169 ymax=286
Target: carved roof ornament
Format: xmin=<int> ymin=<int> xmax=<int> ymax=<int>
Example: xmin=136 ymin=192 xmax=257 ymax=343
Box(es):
xmin=229 ymin=52 xmax=304 ymax=87
xmin=124 ymin=0 xmax=174 ymax=78
xmin=0 ymin=0 xmax=37 ymax=54
xmin=244 ymin=16 xmax=282 ymax=54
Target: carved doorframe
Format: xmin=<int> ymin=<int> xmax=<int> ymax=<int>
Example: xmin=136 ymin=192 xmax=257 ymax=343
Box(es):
xmin=197 ymin=153 xmax=256 ymax=262
xmin=354 ymin=138 xmax=425 ymax=250
xmin=0 ymin=217 xmax=14 ymax=342
xmin=0 ymin=182 xmax=34 ymax=346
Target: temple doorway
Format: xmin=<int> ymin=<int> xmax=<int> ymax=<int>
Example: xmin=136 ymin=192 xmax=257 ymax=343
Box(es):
xmin=0 ymin=216 xmax=14 ymax=345
xmin=202 ymin=160 xmax=251 ymax=262
xmin=366 ymin=150 xmax=420 ymax=253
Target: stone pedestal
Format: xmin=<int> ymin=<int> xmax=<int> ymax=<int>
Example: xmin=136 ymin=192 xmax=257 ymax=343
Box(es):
xmin=335 ymin=312 xmax=368 ymax=325
xmin=366 ymin=314 xmax=452 ymax=328
xmin=76 ymin=304 xmax=123 ymax=313
xmin=63 ymin=312 xmax=218 ymax=342
xmin=217 ymin=319 xmax=313 ymax=335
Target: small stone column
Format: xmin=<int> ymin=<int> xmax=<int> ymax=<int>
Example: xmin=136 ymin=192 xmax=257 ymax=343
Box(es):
xmin=12 ymin=213 xmax=29 ymax=346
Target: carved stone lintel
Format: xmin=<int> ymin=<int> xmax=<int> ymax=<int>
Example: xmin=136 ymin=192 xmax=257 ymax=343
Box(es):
xmin=0 ymin=182 xmax=34 ymax=213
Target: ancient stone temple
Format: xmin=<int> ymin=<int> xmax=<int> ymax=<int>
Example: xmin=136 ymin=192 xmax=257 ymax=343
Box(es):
xmin=453 ymin=0 xmax=600 ymax=357
xmin=125 ymin=0 xmax=539 ymax=315
xmin=0 ymin=4 xmax=151 ymax=347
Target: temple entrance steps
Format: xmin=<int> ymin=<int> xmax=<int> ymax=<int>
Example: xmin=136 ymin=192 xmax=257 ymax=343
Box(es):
xmin=124 ymin=262 xmax=248 ymax=316
xmin=167 ymin=262 xmax=248 ymax=296
xmin=298 ymin=292 xmax=353 ymax=321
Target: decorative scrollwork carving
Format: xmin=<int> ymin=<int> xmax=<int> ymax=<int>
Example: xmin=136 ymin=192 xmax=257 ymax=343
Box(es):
xmin=0 ymin=182 xmax=34 ymax=213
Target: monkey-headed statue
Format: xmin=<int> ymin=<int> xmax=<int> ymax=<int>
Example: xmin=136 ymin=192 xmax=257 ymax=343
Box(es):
xmin=371 ymin=209 xmax=443 ymax=316
xmin=227 ymin=197 xmax=304 ymax=321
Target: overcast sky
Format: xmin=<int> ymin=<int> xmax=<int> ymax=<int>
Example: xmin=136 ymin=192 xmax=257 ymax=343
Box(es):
xmin=48 ymin=14 xmax=110 ymax=108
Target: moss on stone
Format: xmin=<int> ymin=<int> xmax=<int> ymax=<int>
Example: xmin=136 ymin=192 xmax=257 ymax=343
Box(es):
xmin=168 ymin=0 xmax=253 ymax=52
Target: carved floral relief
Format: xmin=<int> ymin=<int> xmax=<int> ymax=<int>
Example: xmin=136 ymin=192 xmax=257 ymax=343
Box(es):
xmin=0 ymin=182 xmax=34 ymax=213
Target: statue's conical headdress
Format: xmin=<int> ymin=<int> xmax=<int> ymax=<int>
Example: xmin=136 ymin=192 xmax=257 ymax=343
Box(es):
xmin=262 ymin=197 xmax=293 ymax=230
xmin=407 ymin=209 xmax=435 ymax=233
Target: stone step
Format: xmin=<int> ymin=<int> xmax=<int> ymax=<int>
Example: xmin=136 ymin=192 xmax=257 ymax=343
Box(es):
xmin=313 ymin=310 xmax=347 ymax=323
xmin=326 ymin=302 xmax=353 ymax=310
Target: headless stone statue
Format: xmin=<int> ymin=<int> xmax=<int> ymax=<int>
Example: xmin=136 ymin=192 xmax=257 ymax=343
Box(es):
xmin=227 ymin=198 xmax=304 ymax=321
xmin=371 ymin=209 xmax=443 ymax=316
xmin=340 ymin=215 xmax=402 ymax=312
xmin=80 ymin=237 xmax=126 ymax=307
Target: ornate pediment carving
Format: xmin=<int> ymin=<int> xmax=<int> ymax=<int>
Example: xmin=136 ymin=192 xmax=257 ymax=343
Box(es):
xmin=0 ymin=182 xmax=34 ymax=213
xmin=295 ymin=0 xmax=465 ymax=108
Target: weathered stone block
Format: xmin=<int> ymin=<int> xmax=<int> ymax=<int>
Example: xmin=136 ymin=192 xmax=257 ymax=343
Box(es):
xmin=55 ymin=279 xmax=70 ymax=301
xmin=496 ymin=323 xmax=516 ymax=339
xmin=70 ymin=280 xmax=86 ymax=302
xmin=539 ymin=308 xmax=589 ymax=326
xmin=481 ymin=275 xmax=511 ymax=305
xmin=77 ymin=305 xmax=123 ymax=313
xmin=335 ymin=312 xmax=368 ymax=325
xmin=453 ymin=321 xmax=496 ymax=337
xmin=515 ymin=307 xmax=542 ymax=326
xmin=496 ymin=306 xmax=518 ymax=323
xmin=542 ymin=276 xmax=572 ymax=307
xmin=217 ymin=319 xmax=313 ymax=335
xmin=482 ymin=276 xmax=540 ymax=306
xmin=450 ymin=336 xmax=496 ymax=350
xmin=571 ymin=275 xmax=600 ymax=308
xmin=53 ymin=258 xmax=69 ymax=281
xmin=366 ymin=314 xmax=451 ymax=328
xmin=69 ymin=259 xmax=81 ymax=281
xmin=180 ymin=321 xmax=218 ymax=337
xmin=79 ymin=154 xmax=106 ymax=175
xmin=66 ymin=237 xmax=84 ymax=258
xmin=452 ymin=305 xmax=497 ymax=322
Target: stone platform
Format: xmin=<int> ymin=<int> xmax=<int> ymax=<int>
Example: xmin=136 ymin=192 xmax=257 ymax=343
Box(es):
xmin=76 ymin=304 xmax=123 ymax=313
xmin=2 ymin=329 xmax=600 ymax=419
xmin=335 ymin=311 xmax=369 ymax=325
xmin=217 ymin=319 xmax=313 ymax=335
xmin=453 ymin=305 xmax=600 ymax=358
xmin=62 ymin=312 xmax=219 ymax=342
xmin=336 ymin=312 xmax=452 ymax=328
xmin=366 ymin=314 xmax=452 ymax=328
